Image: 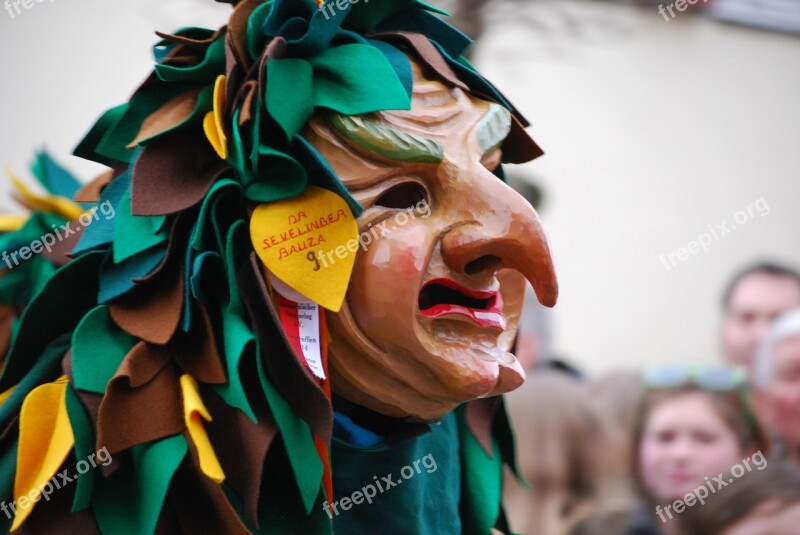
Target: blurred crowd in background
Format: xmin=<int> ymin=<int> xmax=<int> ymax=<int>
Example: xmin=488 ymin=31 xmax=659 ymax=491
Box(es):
xmin=506 ymin=262 xmax=800 ymax=534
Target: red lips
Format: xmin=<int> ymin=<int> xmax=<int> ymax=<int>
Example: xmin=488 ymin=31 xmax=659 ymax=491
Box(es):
xmin=418 ymin=278 xmax=506 ymax=330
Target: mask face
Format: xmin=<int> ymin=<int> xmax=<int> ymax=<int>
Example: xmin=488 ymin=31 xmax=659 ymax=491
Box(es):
xmin=306 ymin=61 xmax=558 ymax=421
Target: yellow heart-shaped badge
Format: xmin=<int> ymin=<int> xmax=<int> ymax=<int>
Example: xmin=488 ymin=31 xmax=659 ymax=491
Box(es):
xmin=250 ymin=186 xmax=359 ymax=312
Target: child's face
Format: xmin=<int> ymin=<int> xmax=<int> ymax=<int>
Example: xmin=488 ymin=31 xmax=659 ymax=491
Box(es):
xmin=638 ymin=392 xmax=743 ymax=502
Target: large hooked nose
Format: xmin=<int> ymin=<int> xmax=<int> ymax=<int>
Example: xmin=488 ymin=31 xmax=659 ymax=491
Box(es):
xmin=441 ymin=179 xmax=558 ymax=307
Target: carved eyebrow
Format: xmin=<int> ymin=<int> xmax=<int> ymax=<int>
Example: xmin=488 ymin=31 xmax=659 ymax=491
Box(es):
xmin=328 ymin=113 xmax=444 ymax=164
xmin=475 ymin=103 xmax=512 ymax=157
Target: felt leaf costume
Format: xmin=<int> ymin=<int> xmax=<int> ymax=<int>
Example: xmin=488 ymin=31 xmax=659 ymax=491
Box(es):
xmin=0 ymin=1 xmax=556 ymax=534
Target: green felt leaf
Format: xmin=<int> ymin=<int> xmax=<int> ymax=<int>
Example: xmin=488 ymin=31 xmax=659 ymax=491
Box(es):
xmin=345 ymin=0 xmax=413 ymax=32
xmin=190 ymin=178 xmax=241 ymax=252
xmin=30 ymin=256 xmax=58 ymax=300
xmin=495 ymin=397 xmax=527 ymax=486
xmin=310 ymin=44 xmax=410 ymax=116
xmin=154 ymin=37 xmax=226 ymax=83
xmin=368 ymin=39 xmax=412 ymax=97
xmin=73 ymin=104 xmax=130 ymax=166
xmin=458 ymin=405 xmax=503 ymax=535
xmin=256 ymin=348 xmax=322 ymax=515
xmin=30 ymin=150 xmax=82 ymax=199
xmin=98 ymin=245 xmax=167 ymax=303
xmin=65 ymin=383 xmax=97 ymax=512
xmin=93 ymin=434 xmax=187 ymax=535
xmin=0 ymin=332 xmax=71 ymax=431
xmin=227 ymin=109 xmax=250 ymax=187
xmin=266 ymin=59 xmax=314 ymax=140
xmin=257 ymin=440 xmax=330 ymax=535
xmin=0 ymin=436 xmax=17 ymax=519
xmin=245 ymin=145 xmax=308 ymax=203
xmin=0 ymin=251 xmax=104 ymax=392
xmin=72 ymin=169 xmax=131 ymax=256
xmin=71 ymin=305 xmax=138 ymax=394
xmin=213 ymin=221 xmax=257 ymax=421
xmin=0 ymin=213 xmax=62 ymax=304
xmin=415 ymin=0 xmax=450 ymax=16
xmin=247 ymin=2 xmax=276 ymax=63
xmin=112 ymin=190 xmax=169 ymax=263
xmin=214 ymin=309 xmax=257 ymax=422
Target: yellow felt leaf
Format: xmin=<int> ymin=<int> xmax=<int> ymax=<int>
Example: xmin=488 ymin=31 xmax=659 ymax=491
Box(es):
xmin=180 ymin=374 xmax=225 ymax=484
xmin=203 ymin=75 xmax=228 ymax=160
xmin=0 ymin=215 xmax=27 ymax=232
xmin=12 ymin=377 xmax=74 ymax=531
xmin=0 ymin=385 xmax=16 ymax=406
xmin=250 ymin=186 xmax=359 ymax=312
xmin=6 ymin=169 xmax=84 ymax=221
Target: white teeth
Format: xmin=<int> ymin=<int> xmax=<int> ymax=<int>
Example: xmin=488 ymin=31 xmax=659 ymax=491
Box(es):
xmin=474 ymin=311 xmax=506 ymax=328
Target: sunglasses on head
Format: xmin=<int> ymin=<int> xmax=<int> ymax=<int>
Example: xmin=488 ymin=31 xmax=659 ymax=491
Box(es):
xmin=643 ymin=366 xmax=747 ymax=391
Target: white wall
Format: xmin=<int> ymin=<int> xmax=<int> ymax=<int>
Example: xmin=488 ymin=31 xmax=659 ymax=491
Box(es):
xmin=475 ymin=0 xmax=800 ymax=375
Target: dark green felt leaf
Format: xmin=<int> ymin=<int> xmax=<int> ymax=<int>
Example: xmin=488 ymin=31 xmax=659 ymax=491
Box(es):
xmin=71 ymin=305 xmax=138 ymax=394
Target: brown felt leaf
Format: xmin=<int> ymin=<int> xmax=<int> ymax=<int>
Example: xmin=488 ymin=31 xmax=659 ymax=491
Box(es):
xmin=73 ymin=169 xmax=115 ymax=203
xmin=228 ymin=0 xmax=265 ymax=69
xmin=126 ymin=88 xmax=202 ymax=149
xmin=0 ymin=304 xmax=15 ymax=362
xmin=374 ymin=32 xmax=468 ymax=92
xmin=42 ymin=217 xmax=84 ymax=266
xmin=133 ymin=212 xmax=191 ymax=285
xmin=168 ymin=447 xmax=251 ymax=535
xmin=170 ymin=303 xmax=227 ymax=385
xmin=503 ymin=114 xmax=544 ymax=164
xmin=205 ymin=387 xmax=277 ymax=527
xmin=238 ymin=80 xmax=258 ymax=126
xmin=109 ymin=261 xmax=184 ymax=345
xmin=131 ymin=125 xmax=229 ymax=216
xmin=97 ymin=343 xmax=183 ymax=455
xmin=155 ymin=27 xmax=226 ymax=48
xmin=15 ymin=470 xmax=101 ymax=535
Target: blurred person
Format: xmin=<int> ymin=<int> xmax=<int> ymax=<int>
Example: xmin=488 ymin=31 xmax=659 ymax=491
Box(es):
xmin=753 ymin=308 xmax=800 ymax=464
xmin=631 ymin=366 xmax=769 ymax=535
xmin=504 ymin=370 xmax=634 ymax=535
xmin=683 ymin=461 xmax=800 ymax=535
xmin=588 ymin=371 xmax=645 ymax=472
xmin=515 ymin=284 xmax=553 ymax=370
xmin=720 ymin=262 xmax=800 ymax=369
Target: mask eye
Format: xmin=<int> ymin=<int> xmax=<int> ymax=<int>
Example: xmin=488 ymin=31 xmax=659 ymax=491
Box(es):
xmin=373 ymin=182 xmax=429 ymax=210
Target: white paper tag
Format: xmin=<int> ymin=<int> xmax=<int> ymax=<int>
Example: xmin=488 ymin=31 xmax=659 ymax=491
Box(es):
xmin=296 ymin=302 xmax=325 ymax=381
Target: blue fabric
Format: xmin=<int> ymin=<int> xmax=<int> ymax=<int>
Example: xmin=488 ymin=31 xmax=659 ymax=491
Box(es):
xmin=333 ymin=412 xmax=385 ymax=448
